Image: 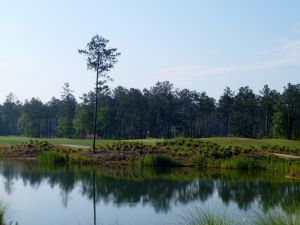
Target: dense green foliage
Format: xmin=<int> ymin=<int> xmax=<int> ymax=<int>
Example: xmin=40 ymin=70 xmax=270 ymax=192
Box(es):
xmin=0 ymin=82 xmax=300 ymax=140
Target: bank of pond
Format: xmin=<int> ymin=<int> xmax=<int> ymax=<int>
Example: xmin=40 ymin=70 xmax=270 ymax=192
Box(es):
xmin=1 ymin=138 xmax=300 ymax=179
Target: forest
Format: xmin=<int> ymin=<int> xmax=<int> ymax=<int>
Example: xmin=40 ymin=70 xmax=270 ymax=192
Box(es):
xmin=0 ymin=81 xmax=299 ymax=140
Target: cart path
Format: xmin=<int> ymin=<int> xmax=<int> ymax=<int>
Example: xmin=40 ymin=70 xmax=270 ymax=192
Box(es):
xmin=274 ymin=153 xmax=300 ymax=159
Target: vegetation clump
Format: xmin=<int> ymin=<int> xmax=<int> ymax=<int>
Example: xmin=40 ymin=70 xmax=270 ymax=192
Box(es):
xmin=138 ymin=154 xmax=179 ymax=167
xmin=0 ymin=206 xmax=4 ymax=225
xmin=38 ymin=151 xmax=68 ymax=164
xmin=175 ymin=207 xmax=300 ymax=225
xmin=175 ymin=207 xmax=233 ymax=225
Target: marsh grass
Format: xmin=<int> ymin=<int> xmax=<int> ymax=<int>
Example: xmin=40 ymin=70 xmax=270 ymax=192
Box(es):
xmin=174 ymin=207 xmax=235 ymax=225
xmin=0 ymin=205 xmax=4 ymax=225
xmin=38 ymin=151 xmax=68 ymax=164
xmin=174 ymin=207 xmax=300 ymax=225
xmin=221 ymin=157 xmax=263 ymax=170
xmin=253 ymin=210 xmax=300 ymax=225
xmin=0 ymin=201 xmax=9 ymax=225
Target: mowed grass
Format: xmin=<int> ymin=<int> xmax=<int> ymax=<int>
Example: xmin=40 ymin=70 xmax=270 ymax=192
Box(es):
xmin=201 ymin=137 xmax=300 ymax=149
xmin=0 ymin=136 xmax=299 ymax=149
xmin=0 ymin=136 xmax=117 ymax=147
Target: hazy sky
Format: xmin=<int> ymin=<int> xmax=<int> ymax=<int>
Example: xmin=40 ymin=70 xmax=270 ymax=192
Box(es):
xmin=1 ymin=0 xmax=300 ymax=103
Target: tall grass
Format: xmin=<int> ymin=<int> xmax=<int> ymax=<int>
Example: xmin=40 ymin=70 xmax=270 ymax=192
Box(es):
xmin=0 ymin=201 xmax=6 ymax=225
xmin=253 ymin=210 xmax=300 ymax=225
xmin=174 ymin=207 xmax=234 ymax=225
xmin=173 ymin=207 xmax=300 ymax=225
xmin=37 ymin=151 xmax=68 ymax=164
xmin=221 ymin=157 xmax=263 ymax=170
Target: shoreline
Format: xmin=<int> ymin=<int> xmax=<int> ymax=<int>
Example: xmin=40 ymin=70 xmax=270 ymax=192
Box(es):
xmin=0 ymin=138 xmax=300 ymax=179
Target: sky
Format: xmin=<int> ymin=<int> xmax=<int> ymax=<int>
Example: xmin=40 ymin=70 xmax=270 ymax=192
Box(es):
xmin=0 ymin=0 xmax=300 ymax=103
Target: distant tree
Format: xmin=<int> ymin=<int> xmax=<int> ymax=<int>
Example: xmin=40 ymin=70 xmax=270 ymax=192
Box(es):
xmin=0 ymin=105 xmax=3 ymax=135
xmin=74 ymin=91 xmax=96 ymax=139
xmin=45 ymin=97 xmax=61 ymax=137
xmin=148 ymin=81 xmax=176 ymax=138
xmin=58 ymin=83 xmax=76 ymax=138
xmin=1 ymin=93 xmax=21 ymax=135
xmin=175 ymin=88 xmax=197 ymax=137
xmin=273 ymin=83 xmax=300 ymax=139
xmin=232 ymin=87 xmax=258 ymax=137
xmin=258 ymin=85 xmax=280 ymax=137
xmin=218 ymin=87 xmax=234 ymax=137
xmin=78 ymin=34 xmax=120 ymax=151
xmin=196 ymin=91 xmax=216 ymax=137
xmin=18 ymin=98 xmax=45 ymax=137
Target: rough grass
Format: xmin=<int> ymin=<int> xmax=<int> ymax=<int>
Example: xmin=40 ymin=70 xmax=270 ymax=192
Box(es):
xmin=202 ymin=137 xmax=300 ymax=149
xmin=0 ymin=136 xmax=119 ymax=147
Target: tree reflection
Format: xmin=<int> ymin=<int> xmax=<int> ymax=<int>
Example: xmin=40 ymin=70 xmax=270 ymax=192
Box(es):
xmin=0 ymin=161 xmax=300 ymax=214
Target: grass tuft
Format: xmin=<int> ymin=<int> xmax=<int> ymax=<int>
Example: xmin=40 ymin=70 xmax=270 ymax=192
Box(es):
xmin=38 ymin=151 xmax=68 ymax=164
xmin=253 ymin=210 xmax=300 ymax=225
xmin=174 ymin=207 xmax=234 ymax=225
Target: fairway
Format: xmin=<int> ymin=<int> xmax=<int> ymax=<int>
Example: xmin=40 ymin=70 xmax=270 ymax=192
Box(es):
xmin=0 ymin=136 xmax=117 ymax=147
xmin=1 ymin=136 xmax=300 ymax=149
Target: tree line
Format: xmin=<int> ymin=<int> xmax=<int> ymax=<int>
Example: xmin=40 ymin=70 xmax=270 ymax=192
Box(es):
xmin=0 ymin=81 xmax=300 ymax=140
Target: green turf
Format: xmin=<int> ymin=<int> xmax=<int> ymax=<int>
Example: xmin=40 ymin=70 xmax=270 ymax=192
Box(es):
xmin=201 ymin=137 xmax=300 ymax=148
xmin=0 ymin=136 xmax=118 ymax=147
xmin=0 ymin=136 xmax=299 ymax=149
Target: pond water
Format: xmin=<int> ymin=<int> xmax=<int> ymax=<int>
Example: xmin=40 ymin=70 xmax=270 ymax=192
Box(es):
xmin=0 ymin=160 xmax=300 ymax=225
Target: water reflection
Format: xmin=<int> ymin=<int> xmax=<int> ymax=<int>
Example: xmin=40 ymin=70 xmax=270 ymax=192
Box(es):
xmin=0 ymin=161 xmax=300 ymax=215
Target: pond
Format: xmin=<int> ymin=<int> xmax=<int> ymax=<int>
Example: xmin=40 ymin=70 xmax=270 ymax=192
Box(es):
xmin=0 ymin=160 xmax=299 ymax=225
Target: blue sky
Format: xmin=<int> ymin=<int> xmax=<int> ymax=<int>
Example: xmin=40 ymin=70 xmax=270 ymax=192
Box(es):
xmin=1 ymin=0 xmax=300 ymax=103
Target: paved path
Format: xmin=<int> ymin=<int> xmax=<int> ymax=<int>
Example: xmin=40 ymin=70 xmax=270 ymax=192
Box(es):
xmin=274 ymin=153 xmax=300 ymax=159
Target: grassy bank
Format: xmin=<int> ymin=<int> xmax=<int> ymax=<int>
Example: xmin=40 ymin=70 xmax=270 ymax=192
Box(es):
xmin=1 ymin=137 xmax=300 ymax=178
